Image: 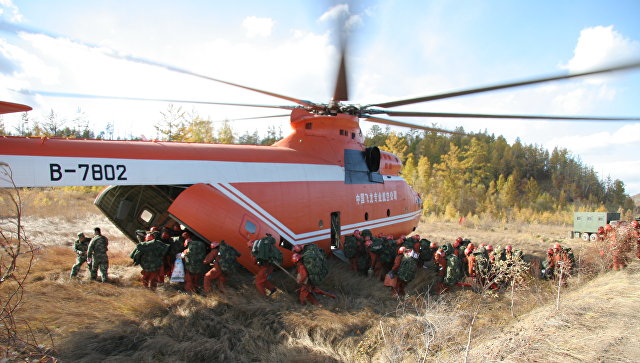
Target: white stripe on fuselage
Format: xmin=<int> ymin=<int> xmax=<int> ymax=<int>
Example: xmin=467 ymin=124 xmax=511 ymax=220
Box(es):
xmin=211 ymin=182 xmax=420 ymax=245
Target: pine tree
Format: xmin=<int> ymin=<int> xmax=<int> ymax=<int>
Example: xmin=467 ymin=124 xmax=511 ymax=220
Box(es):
xmin=217 ymin=120 xmax=235 ymax=144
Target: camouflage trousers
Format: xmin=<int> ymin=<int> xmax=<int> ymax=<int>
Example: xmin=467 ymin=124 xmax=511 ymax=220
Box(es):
xmin=70 ymin=254 xmax=88 ymax=277
xmin=90 ymin=255 xmax=109 ymax=282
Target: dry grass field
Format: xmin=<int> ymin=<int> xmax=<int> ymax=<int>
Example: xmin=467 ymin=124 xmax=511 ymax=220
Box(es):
xmin=1 ymin=188 xmax=638 ymax=362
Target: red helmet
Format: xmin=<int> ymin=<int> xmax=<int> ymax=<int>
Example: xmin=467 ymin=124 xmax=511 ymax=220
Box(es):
xmin=632 ymin=220 xmax=639 ymax=228
xmin=144 ymin=233 xmax=154 ymax=241
xmin=598 ymin=226 xmax=605 ymax=233
xmin=398 ymin=246 xmax=406 ymax=254
xmin=292 ymin=245 xmax=302 ymax=253
xmin=292 ymin=253 xmax=302 ymax=263
xmin=553 ymin=243 xmax=561 ymax=251
xmin=604 ymin=224 xmax=612 ymax=231
xmin=479 ymin=243 xmax=487 ymax=248
xmin=429 ymin=241 xmax=437 ymax=249
xmin=505 ymin=245 xmax=513 ymax=252
xmin=547 ymin=248 xmax=554 ymax=255
xmin=468 ymin=242 xmax=475 ymax=250
xmin=464 ymin=247 xmax=472 ymax=256
xmin=486 ymin=245 xmax=494 ymax=252
xmin=456 ymin=237 xmax=463 ymax=243
xmin=210 ymin=241 xmax=220 ymax=249
xmin=453 ymin=240 xmax=461 ymax=248
xmin=149 ymin=226 xmax=159 ymax=232
xmin=161 ymin=231 xmax=170 ymax=239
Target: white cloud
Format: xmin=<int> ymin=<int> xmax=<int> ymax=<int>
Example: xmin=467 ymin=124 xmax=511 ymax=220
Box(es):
xmin=0 ymin=0 xmax=23 ymax=23
xmin=545 ymin=123 xmax=640 ymax=153
xmin=242 ymin=16 xmax=275 ymax=38
xmin=318 ymin=4 xmax=361 ymax=33
xmin=562 ymin=25 xmax=640 ymax=74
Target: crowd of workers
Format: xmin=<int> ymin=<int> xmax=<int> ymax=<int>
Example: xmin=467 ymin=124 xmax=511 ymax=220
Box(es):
xmin=343 ymin=229 xmax=527 ymax=295
xmin=69 ymin=220 xmax=640 ymax=303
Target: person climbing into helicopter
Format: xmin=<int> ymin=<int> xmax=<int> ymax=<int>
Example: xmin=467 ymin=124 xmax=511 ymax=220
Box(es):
xmin=182 ymin=231 xmax=210 ymax=293
xmin=251 ymin=233 xmax=282 ymax=296
xmin=130 ymin=230 xmax=169 ymax=290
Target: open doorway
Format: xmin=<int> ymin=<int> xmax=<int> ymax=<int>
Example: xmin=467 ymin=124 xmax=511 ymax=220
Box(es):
xmin=331 ymin=211 xmax=340 ymax=248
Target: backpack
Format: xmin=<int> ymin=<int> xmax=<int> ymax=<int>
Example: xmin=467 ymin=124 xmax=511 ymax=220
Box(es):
xmin=219 ymin=242 xmax=241 ymax=272
xmin=419 ymin=239 xmax=432 ymax=261
xmin=402 ymin=238 xmax=414 ymax=250
xmin=302 ymin=244 xmax=329 ymax=286
xmin=185 ymin=240 xmax=209 ymax=274
xmin=380 ymin=239 xmax=396 ymax=265
xmin=130 ymin=248 xmax=142 ymax=266
xmin=343 ymin=235 xmax=357 ymax=258
xmin=398 ymin=254 xmax=417 ymax=282
xmin=474 ymin=253 xmax=490 ymax=277
xmin=370 ymin=237 xmax=384 ymax=254
xmin=251 ymin=236 xmax=282 ymax=265
xmin=444 ymin=254 xmax=463 ymax=285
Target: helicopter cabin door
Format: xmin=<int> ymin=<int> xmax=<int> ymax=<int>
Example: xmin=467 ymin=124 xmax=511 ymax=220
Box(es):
xmin=331 ymin=211 xmax=340 ymax=248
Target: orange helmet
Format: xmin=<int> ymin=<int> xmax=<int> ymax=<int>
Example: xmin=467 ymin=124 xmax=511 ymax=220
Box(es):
xmin=547 ymin=248 xmax=554 ymax=255
xmin=398 ymin=246 xmax=406 ymax=254
xmin=486 ymin=245 xmax=494 ymax=252
xmin=553 ymin=243 xmax=561 ymax=251
xmin=292 ymin=253 xmax=302 ymax=263
xmin=505 ymin=245 xmax=513 ymax=252
xmin=604 ymin=224 xmax=612 ymax=231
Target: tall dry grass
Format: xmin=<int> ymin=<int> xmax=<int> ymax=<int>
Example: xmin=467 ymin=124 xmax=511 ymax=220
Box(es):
xmin=7 ymin=188 xmax=639 ymax=361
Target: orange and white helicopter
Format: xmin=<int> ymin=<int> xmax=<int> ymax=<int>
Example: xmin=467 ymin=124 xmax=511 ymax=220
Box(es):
xmin=1 ymin=23 xmax=639 ymax=272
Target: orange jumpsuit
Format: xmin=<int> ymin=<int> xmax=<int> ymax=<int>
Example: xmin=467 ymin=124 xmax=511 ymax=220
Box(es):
xmin=203 ymin=249 xmax=226 ymax=293
xmin=391 ymin=254 xmax=407 ymax=296
xmin=141 ymin=270 xmax=161 ymax=290
xmin=255 ymin=263 xmax=276 ymax=296
xmin=184 ymin=270 xmax=203 ymax=293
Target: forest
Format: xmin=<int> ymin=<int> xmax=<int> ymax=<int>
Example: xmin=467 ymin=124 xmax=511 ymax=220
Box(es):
xmin=1 ymin=105 xmax=636 ymax=224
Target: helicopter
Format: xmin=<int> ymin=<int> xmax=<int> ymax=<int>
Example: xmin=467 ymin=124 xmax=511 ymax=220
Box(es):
xmin=1 ymin=12 xmax=639 ymax=272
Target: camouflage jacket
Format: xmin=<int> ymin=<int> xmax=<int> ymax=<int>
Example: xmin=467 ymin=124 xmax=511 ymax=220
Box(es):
xmin=135 ymin=239 xmax=169 ymax=271
xmin=87 ymin=235 xmax=109 ymax=258
xmin=74 ymin=237 xmax=91 ymax=255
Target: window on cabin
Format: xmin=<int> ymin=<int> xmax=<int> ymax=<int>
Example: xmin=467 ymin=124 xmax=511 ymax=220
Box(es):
xmin=139 ymin=209 xmax=154 ymax=224
xmin=245 ymin=220 xmax=257 ymax=234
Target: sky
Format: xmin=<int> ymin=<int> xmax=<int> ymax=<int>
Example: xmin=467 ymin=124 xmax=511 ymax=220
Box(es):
xmin=1 ymin=0 xmax=639 ymax=194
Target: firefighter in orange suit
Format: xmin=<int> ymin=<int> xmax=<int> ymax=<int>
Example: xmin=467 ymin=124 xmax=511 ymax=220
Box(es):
xmin=203 ymin=242 xmax=225 ymax=294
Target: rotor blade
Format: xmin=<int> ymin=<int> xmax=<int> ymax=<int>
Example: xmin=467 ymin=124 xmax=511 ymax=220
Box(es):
xmin=374 ymin=109 xmax=640 ymax=121
xmin=332 ymin=44 xmax=349 ymax=102
xmin=216 ymin=114 xmax=290 ymax=122
xmin=362 ymin=115 xmax=464 ymax=135
xmin=0 ymin=101 xmax=32 ymax=114
xmin=13 ymin=90 xmax=298 ymax=110
xmin=0 ymin=20 xmax=316 ymax=108
xmin=370 ymin=60 xmax=640 ymax=108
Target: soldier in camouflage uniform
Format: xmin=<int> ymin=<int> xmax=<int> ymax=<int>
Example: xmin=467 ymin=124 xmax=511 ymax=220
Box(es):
xmin=87 ymin=227 xmax=109 ymax=282
xmin=70 ymin=232 xmax=91 ymax=278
